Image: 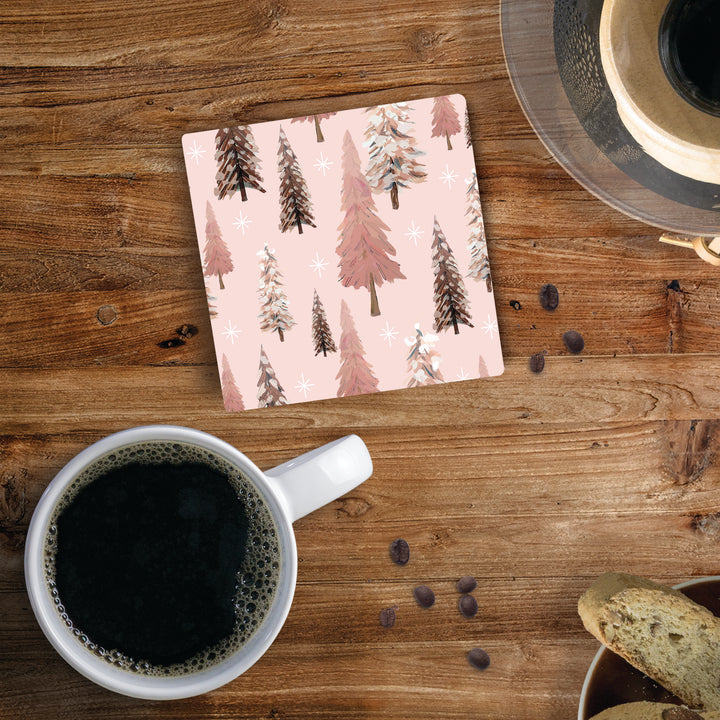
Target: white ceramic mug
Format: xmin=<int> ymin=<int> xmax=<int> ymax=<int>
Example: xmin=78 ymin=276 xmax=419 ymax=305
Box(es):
xmin=24 ymin=425 xmax=373 ymax=700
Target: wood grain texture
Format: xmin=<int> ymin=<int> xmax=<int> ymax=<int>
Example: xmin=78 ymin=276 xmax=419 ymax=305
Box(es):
xmin=1 ymin=0 xmax=720 ymax=718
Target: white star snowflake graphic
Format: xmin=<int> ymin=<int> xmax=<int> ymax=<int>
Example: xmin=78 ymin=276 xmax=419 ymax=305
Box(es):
xmin=313 ymin=152 xmax=333 ymax=176
xmin=222 ymin=322 xmax=242 ymax=344
xmin=439 ymin=164 xmax=458 ymax=189
xmin=456 ymin=367 xmax=470 ymax=381
xmin=379 ymin=322 xmax=399 ymax=346
xmin=185 ymin=139 xmax=206 ymax=165
xmin=404 ymin=220 xmax=424 ymax=246
xmin=295 ymin=373 xmax=314 ymax=399
xmin=232 ymin=211 xmax=252 ymax=235
xmin=481 ymin=314 xmax=499 ymax=340
xmin=309 ymin=252 xmax=329 ymax=278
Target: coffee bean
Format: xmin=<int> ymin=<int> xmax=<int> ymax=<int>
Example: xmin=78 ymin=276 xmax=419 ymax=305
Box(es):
xmin=467 ymin=647 xmax=491 ymax=670
xmin=389 ymin=538 xmax=410 ymax=565
xmin=459 ymin=594 xmax=478 ymax=618
xmin=379 ymin=607 xmax=396 ymax=628
xmin=413 ymin=585 xmax=435 ymax=608
xmin=539 ymin=283 xmax=559 ymax=311
xmin=563 ymin=330 xmax=585 ymax=354
xmin=509 ymin=300 xmax=522 ymax=311
xmin=457 ymin=575 xmax=477 ymax=594
xmin=529 ymin=353 xmax=545 ymax=374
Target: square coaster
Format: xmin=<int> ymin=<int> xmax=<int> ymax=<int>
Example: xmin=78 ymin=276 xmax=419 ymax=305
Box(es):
xmin=182 ymin=95 xmax=503 ymax=411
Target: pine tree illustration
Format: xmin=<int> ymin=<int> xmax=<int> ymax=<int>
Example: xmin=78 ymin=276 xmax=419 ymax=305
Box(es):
xmin=291 ymin=112 xmax=337 ymax=143
xmin=277 ymin=125 xmax=317 ymax=234
xmin=257 ymin=244 xmax=295 ymax=342
xmin=431 ymin=96 xmax=461 ymax=150
xmin=336 ymin=299 xmax=379 ymax=397
xmin=464 ymin=107 xmax=472 ymax=149
xmin=203 ymin=200 xmax=233 ymax=290
xmin=465 ymin=172 xmax=492 ymax=292
xmin=405 ymin=324 xmax=444 ymax=388
xmin=337 ymin=131 xmax=405 ymax=317
xmin=221 ymin=353 xmax=245 ymax=411
xmin=311 ymin=289 xmax=337 ymax=357
xmin=478 ymin=354 xmax=489 ymax=378
xmin=431 ymin=216 xmax=473 ymax=334
xmin=214 ymin=126 xmax=266 ymax=202
xmin=364 ymin=103 xmax=427 ymax=210
xmin=257 ymin=345 xmax=287 ymax=407
xmin=205 ymin=284 xmax=218 ymax=319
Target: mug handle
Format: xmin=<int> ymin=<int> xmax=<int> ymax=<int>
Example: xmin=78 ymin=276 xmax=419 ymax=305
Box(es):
xmin=264 ymin=435 xmax=372 ymax=522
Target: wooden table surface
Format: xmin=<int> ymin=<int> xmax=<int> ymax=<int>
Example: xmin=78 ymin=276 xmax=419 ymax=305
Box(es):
xmin=2 ymin=1 xmax=720 ymax=718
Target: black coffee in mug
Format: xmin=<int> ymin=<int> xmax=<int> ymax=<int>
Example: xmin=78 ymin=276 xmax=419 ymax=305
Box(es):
xmin=43 ymin=442 xmax=281 ymax=675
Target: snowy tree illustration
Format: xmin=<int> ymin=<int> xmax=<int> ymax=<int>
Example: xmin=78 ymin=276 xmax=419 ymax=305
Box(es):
xmin=405 ymin=324 xmax=444 ymax=388
xmin=336 ymin=299 xmax=379 ymax=397
xmin=311 ymin=289 xmax=337 ymax=357
xmin=337 ymin=131 xmax=405 ymax=317
xmin=364 ymin=103 xmax=427 ymax=210
xmin=277 ymin=125 xmax=317 ymax=234
xmin=203 ymin=200 xmax=233 ymax=290
xmin=478 ymin=354 xmax=489 ymax=378
xmin=464 ymin=106 xmax=472 ymax=149
xmin=465 ymin=172 xmax=492 ymax=292
xmin=431 ymin=216 xmax=473 ymax=334
xmin=291 ymin=112 xmax=337 ymax=143
xmin=257 ymin=244 xmax=295 ymax=342
xmin=214 ymin=126 xmax=266 ymax=202
xmin=221 ymin=353 xmax=245 ymax=411
xmin=205 ymin=285 xmax=218 ymax=319
xmin=431 ymin=96 xmax=461 ymax=150
xmin=257 ymin=345 xmax=287 ymax=407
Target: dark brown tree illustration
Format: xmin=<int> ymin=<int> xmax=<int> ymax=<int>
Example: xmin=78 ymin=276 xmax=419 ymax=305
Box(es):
xmin=291 ymin=112 xmax=337 ymax=143
xmin=257 ymin=244 xmax=295 ymax=342
xmin=337 ymin=130 xmax=405 ymax=317
xmin=465 ymin=172 xmax=492 ymax=292
xmin=431 ymin=216 xmax=473 ymax=334
xmin=336 ymin=299 xmax=379 ymax=397
xmin=214 ymin=126 xmax=266 ymax=202
xmin=277 ymin=125 xmax=316 ymax=234
xmin=221 ymin=353 xmax=245 ymax=411
xmin=203 ymin=200 xmax=233 ymax=290
xmin=311 ymin=289 xmax=337 ymax=357
xmin=464 ymin=106 xmax=472 ymax=149
xmin=364 ymin=103 xmax=427 ymax=210
xmin=257 ymin=345 xmax=287 ymax=408
xmin=431 ymin=96 xmax=461 ymax=150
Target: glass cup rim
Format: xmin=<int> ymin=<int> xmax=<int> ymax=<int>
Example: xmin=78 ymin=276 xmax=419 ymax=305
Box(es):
xmin=24 ymin=424 xmax=299 ymax=700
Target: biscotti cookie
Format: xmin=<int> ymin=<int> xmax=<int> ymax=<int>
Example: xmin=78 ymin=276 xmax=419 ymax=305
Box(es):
xmin=589 ymin=701 xmax=720 ymax=720
xmin=579 ymin=573 xmax=720 ymax=712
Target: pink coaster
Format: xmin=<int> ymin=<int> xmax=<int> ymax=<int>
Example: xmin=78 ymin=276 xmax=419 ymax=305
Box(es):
xmin=182 ymin=95 xmax=503 ymax=411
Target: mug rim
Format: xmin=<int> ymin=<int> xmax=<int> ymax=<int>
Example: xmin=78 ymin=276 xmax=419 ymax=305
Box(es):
xmin=24 ymin=424 xmax=299 ymax=700
xmin=576 ymin=574 xmax=720 ymax=720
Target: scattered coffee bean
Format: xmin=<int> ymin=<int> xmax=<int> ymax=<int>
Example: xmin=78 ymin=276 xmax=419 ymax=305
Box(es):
xmin=379 ymin=606 xmax=396 ymax=628
xmin=467 ymin=647 xmax=491 ymax=670
xmin=459 ymin=594 xmax=478 ymax=618
xmin=389 ymin=538 xmax=410 ymax=565
xmin=539 ymin=283 xmax=559 ymax=311
xmin=413 ymin=585 xmax=435 ymax=608
xmin=529 ymin=352 xmax=545 ymax=374
xmin=509 ymin=300 xmax=522 ymax=311
xmin=563 ymin=330 xmax=585 ymax=354
xmin=457 ymin=575 xmax=477 ymax=594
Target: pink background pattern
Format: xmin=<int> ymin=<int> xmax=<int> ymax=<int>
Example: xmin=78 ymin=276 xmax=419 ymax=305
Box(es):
xmin=182 ymin=95 xmax=503 ymax=411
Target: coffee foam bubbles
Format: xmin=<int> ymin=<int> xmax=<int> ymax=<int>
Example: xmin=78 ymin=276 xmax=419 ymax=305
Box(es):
xmin=43 ymin=441 xmax=281 ymax=677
